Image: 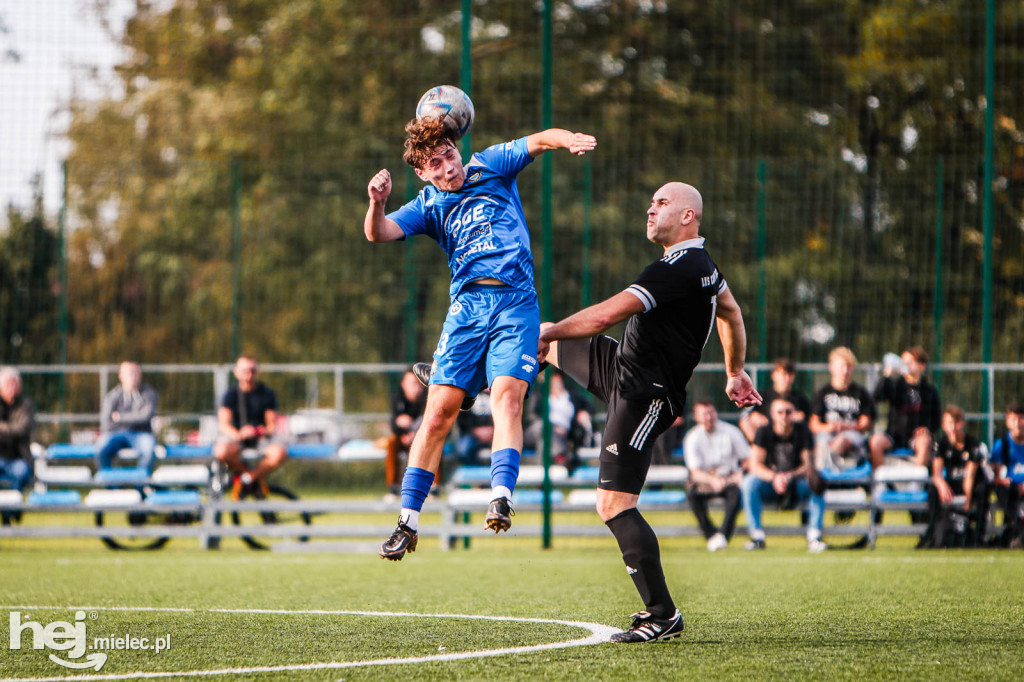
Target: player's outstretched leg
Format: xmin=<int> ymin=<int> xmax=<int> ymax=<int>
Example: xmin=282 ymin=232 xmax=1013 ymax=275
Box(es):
xmin=379 ymin=466 xmax=434 ymax=561
xmin=486 ymin=447 xmax=520 ymax=532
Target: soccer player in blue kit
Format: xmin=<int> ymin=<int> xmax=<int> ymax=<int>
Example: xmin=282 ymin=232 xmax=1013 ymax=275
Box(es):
xmin=365 ymin=116 xmax=596 ymax=560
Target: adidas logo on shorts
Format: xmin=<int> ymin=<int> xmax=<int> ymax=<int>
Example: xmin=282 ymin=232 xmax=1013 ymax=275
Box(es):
xmin=606 ymin=443 xmax=619 ymax=456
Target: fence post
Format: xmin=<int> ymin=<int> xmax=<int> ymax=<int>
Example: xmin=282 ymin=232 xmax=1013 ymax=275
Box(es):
xmin=756 ymin=160 xmax=768 ymax=363
xmin=540 ymin=0 xmax=554 ymax=550
xmin=230 ymin=159 xmax=243 ymax=359
xmin=334 ymin=368 xmax=344 ymax=421
xmin=987 ymin=365 xmax=995 ymax=447
xmin=57 ymin=162 xmax=69 ymax=435
xmin=980 ymin=0 xmax=994 ymax=399
xmin=932 ymin=157 xmax=945 ymax=393
xmin=581 ymin=157 xmax=593 ymax=308
xmin=460 ymin=0 xmax=472 ymax=160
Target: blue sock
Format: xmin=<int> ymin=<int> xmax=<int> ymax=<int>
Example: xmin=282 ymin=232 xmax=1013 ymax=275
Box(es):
xmin=400 ymin=466 xmax=435 ymax=513
xmin=490 ymin=448 xmax=521 ymax=496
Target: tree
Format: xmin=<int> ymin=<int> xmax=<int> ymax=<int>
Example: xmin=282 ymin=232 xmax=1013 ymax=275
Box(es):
xmin=0 ymin=182 xmax=60 ymax=364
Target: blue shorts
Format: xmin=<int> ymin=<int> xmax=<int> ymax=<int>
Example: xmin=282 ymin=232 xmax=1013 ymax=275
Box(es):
xmin=429 ymin=284 xmax=540 ymax=397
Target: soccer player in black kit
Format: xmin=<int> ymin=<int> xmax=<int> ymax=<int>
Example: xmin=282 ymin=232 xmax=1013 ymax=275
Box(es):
xmin=538 ymin=182 xmax=761 ymax=643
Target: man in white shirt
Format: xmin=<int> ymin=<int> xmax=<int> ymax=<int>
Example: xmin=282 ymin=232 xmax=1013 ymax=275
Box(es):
xmin=683 ymin=400 xmax=749 ymax=551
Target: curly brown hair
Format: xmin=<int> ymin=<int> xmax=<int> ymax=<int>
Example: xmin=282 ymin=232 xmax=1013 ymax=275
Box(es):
xmin=402 ymin=116 xmax=455 ymax=169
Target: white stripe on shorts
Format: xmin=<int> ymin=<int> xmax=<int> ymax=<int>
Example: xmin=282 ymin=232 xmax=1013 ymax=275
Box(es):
xmin=630 ymin=398 xmax=665 ymax=451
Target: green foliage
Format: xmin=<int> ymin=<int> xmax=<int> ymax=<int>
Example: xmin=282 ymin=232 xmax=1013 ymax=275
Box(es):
xmin=0 ymin=186 xmax=60 ymax=365
xmin=51 ymin=0 xmax=1024 ymax=366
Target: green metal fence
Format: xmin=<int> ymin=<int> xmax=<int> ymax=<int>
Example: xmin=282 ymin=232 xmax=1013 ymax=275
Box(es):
xmin=1 ymin=1 xmax=1022 ymax=384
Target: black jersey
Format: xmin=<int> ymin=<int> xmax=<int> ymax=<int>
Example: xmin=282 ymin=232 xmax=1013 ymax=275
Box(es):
xmin=753 ymin=422 xmax=813 ymax=473
xmin=934 ymin=433 xmax=986 ymax=490
xmin=615 ymin=237 xmax=726 ymax=415
xmin=220 ymin=382 xmax=278 ymax=448
xmin=811 ymin=383 xmax=876 ymax=427
xmin=873 ymin=375 xmax=941 ymax=442
xmin=390 ymin=388 xmax=426 ymax=437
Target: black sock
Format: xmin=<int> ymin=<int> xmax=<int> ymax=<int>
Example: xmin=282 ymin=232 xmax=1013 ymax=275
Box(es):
xmin=605 ymin=507 xmax=676 ymax=619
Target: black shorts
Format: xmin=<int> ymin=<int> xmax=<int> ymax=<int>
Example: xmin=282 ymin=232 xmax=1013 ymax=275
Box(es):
xmin=557 ymin=335 xmax=676 ymax=495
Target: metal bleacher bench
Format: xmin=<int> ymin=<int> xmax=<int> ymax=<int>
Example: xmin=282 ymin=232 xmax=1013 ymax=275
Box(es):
xmin=442 ymin=458 xmax=899 ymax=547
xmin=3 ymin=440 xmax=933 ymax=550
xmin=0 ymin=440 xmax=383 ymax=542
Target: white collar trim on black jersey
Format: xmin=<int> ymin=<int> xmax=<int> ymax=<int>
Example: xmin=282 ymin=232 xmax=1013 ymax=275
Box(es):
xmin=664 ymin=237 xmax=705 ymax=257
xmin=663 ymin=233 xmax=704 ymax=254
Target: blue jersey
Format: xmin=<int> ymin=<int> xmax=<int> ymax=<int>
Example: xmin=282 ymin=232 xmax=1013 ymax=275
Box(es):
xmin=992 ymin=434 xmax=1024 ymax=484
xmin=388 ymin=137 xmax=536 ymax=299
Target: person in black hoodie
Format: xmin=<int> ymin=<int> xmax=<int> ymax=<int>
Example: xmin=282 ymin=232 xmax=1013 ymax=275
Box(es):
xmin=869 ymin=346 xmax=941 ymax=469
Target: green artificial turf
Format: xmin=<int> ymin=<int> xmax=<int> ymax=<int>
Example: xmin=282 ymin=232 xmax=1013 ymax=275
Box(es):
xmin=2 ymin=541 xmax=1023 ymax=681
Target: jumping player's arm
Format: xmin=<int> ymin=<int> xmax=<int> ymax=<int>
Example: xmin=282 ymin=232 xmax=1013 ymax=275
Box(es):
xmin=364 ymin=169 xmax=406 ymax=242
xmin=715 ymin=287 xmax=762 ymax=408
xmin=525 ymin=129 xmax=597 ymax=158
xmin=537 ymin=291 xmax=644 ymax=364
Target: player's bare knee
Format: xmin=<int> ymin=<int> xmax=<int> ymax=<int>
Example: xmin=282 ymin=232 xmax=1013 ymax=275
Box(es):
xmin=213 ymin=443 xmax=238 ymax=462
xmin=421 ymin=407 xmax=459 ymax=436
xmin=868 ymin=434 xmax=887 ymax=455
xmin=595 ymin=491 xmax=634 ymax=522
xmin=492 ymin=392 xmax=524 ymax=423
xmin=265 ymin=444 xmax=288 ymax=467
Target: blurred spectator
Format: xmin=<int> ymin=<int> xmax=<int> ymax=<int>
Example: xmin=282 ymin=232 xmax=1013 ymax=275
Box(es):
xmin=869 ymin=346 xmax=941 ymax=469
xmin=742 ymin=397 xmax=827 ymax=553
xmin=0 ymin=367 xmax=34 ymax=491
xmin=95 ymin=361 xmax=158 ymax=473
xmin=525 ymin=370 xmax=594 ymax=470
xmin=682 ymin=400 xmax=748 ymax=551
xmin=385 ymin=368 xmax=427 ymax=498
xmin=651 ymin=416 xmax=686 ymax=465
xmin=991 ymin=402 xmax=1024 ymax=548
xmin=809 ymin=346 xmax=876 ymax=469
xmin=214 ymin=356 xmax=288 ymax=499
xmin=926 ymin=405 xmax=989 ymax=547
xmin=456 ymin=391 xmax=494 ymax=466
xmin=739 ymin=358 xmax=811 ymax=443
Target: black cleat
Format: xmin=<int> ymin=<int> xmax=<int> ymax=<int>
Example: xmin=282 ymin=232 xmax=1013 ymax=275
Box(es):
xmin=412 ymin=362 xmax=475 ymax=411
xmin=379 ymin=519 xmax=418 ymax=561
xmin=609 ymin=610 xmax=684 ymax=643
xmin=484 ymin=496 xmax=514 ymax=533
xmin=411 ymin=362 xmax=432 ymax=387
xmin=744 ymin=538 xmax=766 ymax=551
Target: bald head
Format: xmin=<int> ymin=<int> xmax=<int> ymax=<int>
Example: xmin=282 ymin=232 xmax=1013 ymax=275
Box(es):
xmin=646 ymin=182 xmax=704 ymax=248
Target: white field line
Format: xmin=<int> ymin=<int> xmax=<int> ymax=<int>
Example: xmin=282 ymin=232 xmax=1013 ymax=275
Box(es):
xmin=0 ymin=606 xmax=619 ymax=681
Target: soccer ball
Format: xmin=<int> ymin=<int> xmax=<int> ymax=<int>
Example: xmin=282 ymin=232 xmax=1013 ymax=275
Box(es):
xmin=415 ymin=85 xmax=475 ymax=140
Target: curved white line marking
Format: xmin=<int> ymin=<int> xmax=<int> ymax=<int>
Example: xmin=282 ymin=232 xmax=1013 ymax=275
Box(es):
xmin=0 ymin=606 xmax=618 ymax=681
